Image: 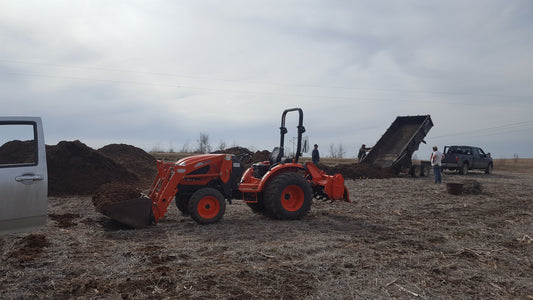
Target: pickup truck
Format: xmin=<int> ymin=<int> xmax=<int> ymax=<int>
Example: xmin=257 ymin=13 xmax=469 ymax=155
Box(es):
xmin=442 ymin=145 xmax=493 ymax=175
xmin=0 ymin=117 xmax=48 ymax=234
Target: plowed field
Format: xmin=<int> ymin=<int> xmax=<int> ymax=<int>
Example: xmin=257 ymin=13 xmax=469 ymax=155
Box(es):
xmin=1 ymin=170 xmax=532 ymax=299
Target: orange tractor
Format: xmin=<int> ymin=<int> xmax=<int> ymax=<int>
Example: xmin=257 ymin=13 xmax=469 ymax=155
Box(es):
xmin=103 ymin=108 xmax=350 ymax=228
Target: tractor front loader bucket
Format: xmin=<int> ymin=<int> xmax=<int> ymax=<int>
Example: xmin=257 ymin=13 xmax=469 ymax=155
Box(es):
xmin=99 ymin=196 xmax=154 ymax=229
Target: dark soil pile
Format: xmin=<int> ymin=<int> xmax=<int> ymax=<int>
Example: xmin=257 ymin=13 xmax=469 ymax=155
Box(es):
xmin=214 ymin=147 xmax=271 ymax=169
xmin=318 ymin=163 xmax=396 ymax=179
xmin=97 ymin=144 xmax=157 ymax=189
xmin=92 ymin=183 xmax=142 ymax=213
xmin=0 ymin=140 xmax=36 ymax=164
xmin=47 ymin=140 xmax=138 ymax=196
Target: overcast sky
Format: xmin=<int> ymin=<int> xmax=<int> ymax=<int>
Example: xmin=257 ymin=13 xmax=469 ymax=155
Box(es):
xmin=2 ymin=0 xmax=532 ymax=159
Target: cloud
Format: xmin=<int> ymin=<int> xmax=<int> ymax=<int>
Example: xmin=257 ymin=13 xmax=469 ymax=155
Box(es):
xmin=1 ymin=0 xmax=532 ymax=158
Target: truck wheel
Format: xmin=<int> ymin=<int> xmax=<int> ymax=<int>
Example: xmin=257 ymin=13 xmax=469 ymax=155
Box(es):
xmin=175 ymin=195 xmax=189 ymax=215
xmin=424 ymin=165 xmax=432 ymax=176
xmin=410 ymin=165 xmax=422 ymax=177
xmin=188 ymin=188 xmax=226 ymax=224
xmin=460 ymin=163 xmax=469 ymax=175
xmin=263 ymin=172 xmax=312 ymax=220
xmin=485 ymin=163 xmax=493 ymax=174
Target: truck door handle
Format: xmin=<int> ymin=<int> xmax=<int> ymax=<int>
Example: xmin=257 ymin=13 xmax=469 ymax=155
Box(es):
xmin=15 ymin=174 xmax=44 ymax=185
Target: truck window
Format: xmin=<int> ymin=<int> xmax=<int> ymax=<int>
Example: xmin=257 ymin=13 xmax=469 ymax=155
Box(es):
xmin=449 ymin=147 xmax=461 ymax=154
xmin=0 ymin=123 xmax=38 ymax=166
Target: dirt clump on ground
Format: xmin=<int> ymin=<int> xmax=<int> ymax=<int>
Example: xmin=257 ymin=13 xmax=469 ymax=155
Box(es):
xmin=92 ymin=183 xmax=143 ymax=213
xmin=97 ymin=144 xmax=157 ymax=189
xmin=48 ymin=213 xmax=82 ymax=228
xmin=46 ymin=140 xmax=140 ymax=196
xmin=6 ymin=234 xmax=50 ymax=264
xmin=461 ymin=179 xmax=483 ymax=194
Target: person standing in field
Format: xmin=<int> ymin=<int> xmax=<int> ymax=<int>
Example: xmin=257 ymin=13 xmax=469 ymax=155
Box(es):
xmin=312 ymin=144 xmax=320 ymax=165
xmin=430 ymin=146 xmax=444 ymax=184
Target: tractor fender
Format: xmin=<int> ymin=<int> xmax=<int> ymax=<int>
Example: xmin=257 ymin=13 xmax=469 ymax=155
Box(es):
xmin=256 ymin=163 xmax=306 ymax=192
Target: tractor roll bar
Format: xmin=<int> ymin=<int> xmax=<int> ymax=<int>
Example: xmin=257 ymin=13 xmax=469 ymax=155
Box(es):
xmin=279 ymin=108 xmax=306 ymax=163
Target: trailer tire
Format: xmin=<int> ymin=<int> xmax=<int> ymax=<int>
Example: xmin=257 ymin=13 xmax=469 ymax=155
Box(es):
xmin=263 ymin=172 xmax=312 ymax=220
xmin=422 ymin=164 xmax=431 ymax=177
xmin=188 ymin=188 xmax=226 ymax=224
xmin=410 ymin=165 xmax=422 ymax=177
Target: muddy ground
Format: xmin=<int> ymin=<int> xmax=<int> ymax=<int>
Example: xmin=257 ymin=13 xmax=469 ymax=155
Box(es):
xmin=1 ymin=170 xmax=531 ymax=299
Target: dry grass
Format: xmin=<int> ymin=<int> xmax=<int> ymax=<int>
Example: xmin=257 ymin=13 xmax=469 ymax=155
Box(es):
xmin=494 ymin=158 xmax=533 ymax=173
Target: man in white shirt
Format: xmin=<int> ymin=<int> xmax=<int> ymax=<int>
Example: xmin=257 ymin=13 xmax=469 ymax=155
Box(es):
xmin=430 ymin=146 xmax=444 ymax=184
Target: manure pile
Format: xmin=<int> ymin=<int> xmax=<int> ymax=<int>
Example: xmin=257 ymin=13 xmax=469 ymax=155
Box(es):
xmin=46 ymin=141 xmax=155 ymax=196
xmin=319 ymin=163 xmax=396 ymax=179
xmin=92 ymin=183 xmax=143 ymax=213
xmin=37 ymin=141 xmax=394 ymax=197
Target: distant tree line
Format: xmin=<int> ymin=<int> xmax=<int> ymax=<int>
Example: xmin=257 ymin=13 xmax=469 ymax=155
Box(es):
xmin=152 ymin=132 xmax=347 ymax=158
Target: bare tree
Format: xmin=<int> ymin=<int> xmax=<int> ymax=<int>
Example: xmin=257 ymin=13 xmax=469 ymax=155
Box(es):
xmin=217 ymin=140 xmax=227 ymax=151
xmin=337 ymin=143 xmax=346 ymax=159
xmin=328 ymin=143 xmax=336 ymax=158
xmin=180 ymin=142 xmax=191 ymax=153
xmin=197 ymin=132 xmax=211 ymax=154
xmin=151 ymin=143 xmax=163 ymax=152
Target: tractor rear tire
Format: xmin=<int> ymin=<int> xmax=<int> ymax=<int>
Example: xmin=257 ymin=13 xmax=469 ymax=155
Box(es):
xmin=188 ymin=188 xmax=226 ymax=224
xmin=263 ymin=172 xmax=312 ymax=220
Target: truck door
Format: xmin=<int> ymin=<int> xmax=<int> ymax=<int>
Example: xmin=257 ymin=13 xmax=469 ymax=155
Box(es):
xmin=0 ymin=117 xmax=48 ymax=234
xmin=472 ymin=148 xmax=483 ymax=169
xmin=476 ymin=148 xmax=490 ymax=169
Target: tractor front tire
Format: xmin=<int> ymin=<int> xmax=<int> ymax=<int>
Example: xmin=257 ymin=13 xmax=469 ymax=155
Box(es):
xmin=246 ymin=194 xmax=267 ymax=214
xmin=175 ymin=195 xmax=189 ymax=215
xmin=188 ymin=188 xmax=226 ymax=224
xmin=263 ymin=172 xmax=312 ymax=220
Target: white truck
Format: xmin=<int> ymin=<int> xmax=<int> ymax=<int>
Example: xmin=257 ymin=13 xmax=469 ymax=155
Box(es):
xmin=0 ymin=117 xmax=48 ymax=234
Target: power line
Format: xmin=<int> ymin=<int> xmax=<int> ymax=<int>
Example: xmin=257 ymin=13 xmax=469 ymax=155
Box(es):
xmin=2 ymin=58 xmax=532 ymax=101
xmin=3 ymin=70 xmax=533 ymax=109
xmin=431 ymin=120 xmax=533 ymax=140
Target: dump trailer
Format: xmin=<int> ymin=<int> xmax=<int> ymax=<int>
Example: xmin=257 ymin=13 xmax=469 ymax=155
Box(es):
xmin=98 ymin=108 xmax=350 ymax=228
xmin=361 ymin=115 xmax=433 ymax=176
